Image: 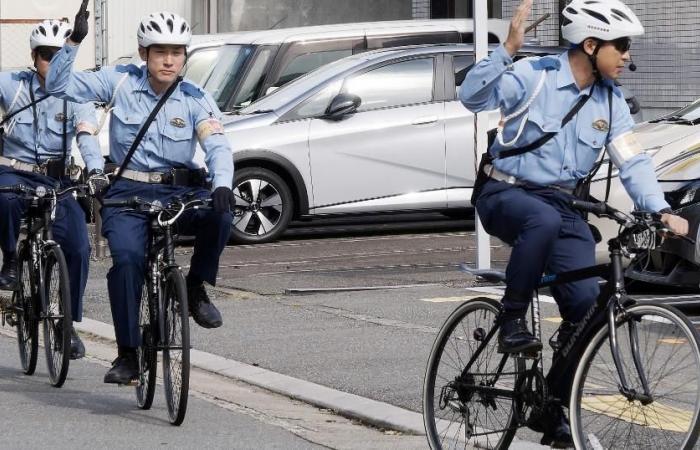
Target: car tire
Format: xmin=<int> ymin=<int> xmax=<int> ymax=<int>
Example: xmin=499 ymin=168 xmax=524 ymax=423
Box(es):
xmin=230 ymin=167 xmax=294 ymax=244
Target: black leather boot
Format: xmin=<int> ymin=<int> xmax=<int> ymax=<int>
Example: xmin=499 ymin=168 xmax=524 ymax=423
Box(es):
xmin=103 ymin=348 xmax=138 ymax=384
xmin=0 ymin=251 xmax=18 ymax=291
xmin=188 ymin=282 xmax=223 ymax=329
xmin=498 ymin=317 xmax=542 ymax=354
xmin=528 ymin=403 xmax=574 ymax=448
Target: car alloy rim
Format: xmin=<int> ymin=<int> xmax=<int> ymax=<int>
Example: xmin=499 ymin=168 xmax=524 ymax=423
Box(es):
xmin=233 ymin=178 xmax=284 ymax=236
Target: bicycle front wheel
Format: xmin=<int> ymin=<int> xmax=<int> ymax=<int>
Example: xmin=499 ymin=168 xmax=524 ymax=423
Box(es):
xmin=161 ymin=269 xmax=190 ymax=426
xmin=423 ymin=297 xmax=523 ymax=450
xmin=135 ymin=280 xmax=157 ymax=410
xmin=570 ymin=302 xmax=700 ymax=449
xmin=14 ymin=243 xmax=37 ymax=375
xmin=42 ymin=246 xmax=71 ymax=388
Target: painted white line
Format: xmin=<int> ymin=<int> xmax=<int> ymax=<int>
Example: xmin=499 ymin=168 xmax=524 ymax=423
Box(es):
xmin=420 ymin=295 xmax=499 ymax=303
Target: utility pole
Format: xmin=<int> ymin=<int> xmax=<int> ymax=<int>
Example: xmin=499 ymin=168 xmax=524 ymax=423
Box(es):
xmin=473 ymin=0 xmax=490 ymax=269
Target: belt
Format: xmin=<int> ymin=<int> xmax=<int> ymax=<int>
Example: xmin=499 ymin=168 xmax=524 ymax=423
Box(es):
xmin=119 ymin=168 xmax=170 ymax=184
xmin=0 ymin=156 xmax=45 ymax=174
xmin=483 ymin=164 xmax=574 ymax=195
xmin=117 ymin=168 xmax=208 ymax=187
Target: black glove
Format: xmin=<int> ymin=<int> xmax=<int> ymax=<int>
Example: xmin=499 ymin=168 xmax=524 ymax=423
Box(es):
xmin=69 ymin=0 xmax=91 ymax=44
xmin=87 ymin=168 xmax=109 ymax=197
xmin=211 ymin=186 xmax=236 ymax=213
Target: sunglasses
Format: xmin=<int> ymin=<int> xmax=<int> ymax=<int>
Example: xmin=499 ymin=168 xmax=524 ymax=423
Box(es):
xmin=35 ymin=47 xmax=59 ymax=61
xmin=608 ymin=37 xmax=632 ymax=54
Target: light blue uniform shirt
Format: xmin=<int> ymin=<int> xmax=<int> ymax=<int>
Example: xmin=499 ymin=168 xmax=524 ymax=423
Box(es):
xmin=46 ymin=43 xmax=233 ymax=190
xmin=0 ymin=70 xmax=102 ymax=173
xmin=460 ymin=45 xmax=669 ymax=212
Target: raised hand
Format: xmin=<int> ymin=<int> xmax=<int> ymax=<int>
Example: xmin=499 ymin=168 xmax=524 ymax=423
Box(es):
xmin=504 ymin=0 xmax=533 ymax=56
xmin=69 ymin=0 xmax=90 ymax=44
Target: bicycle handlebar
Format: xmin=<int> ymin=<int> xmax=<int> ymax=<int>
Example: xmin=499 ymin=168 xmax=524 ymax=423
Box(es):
xmin=0 ymin=183 xmax=88 ymax=199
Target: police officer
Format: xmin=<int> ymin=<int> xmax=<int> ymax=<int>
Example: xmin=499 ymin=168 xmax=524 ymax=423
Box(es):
xmin=46 ymin=2 xmax=236 ymax=384
xmin=0 ymin=19 xmax=104 ymax=360
xmin=461 ymin=0 xmax=688 ymax=447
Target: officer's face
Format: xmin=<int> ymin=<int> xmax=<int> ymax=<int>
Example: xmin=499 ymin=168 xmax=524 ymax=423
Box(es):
xmin=32 ymin=46 xmax=60 ymax=80
xmin=584 ymin=38 xmax=632 ymax=81
xmin=140 ymin=45 xmax=186 ymax=85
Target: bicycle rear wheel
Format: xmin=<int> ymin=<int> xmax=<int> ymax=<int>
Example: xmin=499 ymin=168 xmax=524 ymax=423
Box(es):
xmin=135 ymin=280 xmax=157 ymax=410
xmin=161 ymin=269 xmax=190 ymax=426
xmin=570 ymin=302 xmax=700 ymax=449
xmin=14 ymin=243 xmax=37 ymax=375
xmin=42 ymin=246 xmax=71 ymax=387
xmin=423 ymin=297 xmax=523 ymax=450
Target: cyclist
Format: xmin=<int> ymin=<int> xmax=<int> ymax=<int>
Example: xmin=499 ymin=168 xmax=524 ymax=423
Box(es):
xmin=46 ymin=2 xmax=236 ymax=384
xmin=460 ymin=0 xmax=688 ymax=446
xmin=0 ymin=19 xmax=104 ymax=360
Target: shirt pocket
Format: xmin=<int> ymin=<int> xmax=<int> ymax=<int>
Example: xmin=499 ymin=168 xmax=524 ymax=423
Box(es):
xmin=110 ymin=106 xmax=144 ymax=144
xmin=9 ymin=111 xmax=35 ymax=147
xmin=160 ymin=114 xmax=195 ymax=161
xmin=45 ymin=113 xmax=76 ymax=150
xmin=527 ymin=108 xmax=560 ymax=133
xmin=575 ymin=125 xmax=608 ymax=175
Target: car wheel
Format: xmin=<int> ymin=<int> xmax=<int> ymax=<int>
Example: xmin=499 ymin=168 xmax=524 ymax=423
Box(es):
xmin=230 ymin=167 xmax=294 ymax=244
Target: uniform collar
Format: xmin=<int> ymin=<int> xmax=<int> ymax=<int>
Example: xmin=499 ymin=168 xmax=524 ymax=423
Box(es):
xmin=558 ymin=51 xmax=617 ymax=94
xmin=132 ymin=65 xmax=182 ymax=101
xmin=18 ymin=70 xmax=47 ymax=96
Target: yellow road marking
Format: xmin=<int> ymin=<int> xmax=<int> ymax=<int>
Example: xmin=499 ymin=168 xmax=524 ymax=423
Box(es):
xmin=581 ymin=395 xmax=692 ymax=432
xmin=543 ymin=317 xmax=563 ymax=324
xmin=658 ymin=338 xmax=688 ymax=345
xmin=420 ymin=295 xmax=499 ymax=303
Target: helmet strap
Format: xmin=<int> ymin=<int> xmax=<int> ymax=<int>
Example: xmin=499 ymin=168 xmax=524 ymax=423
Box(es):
xmin=588 ymin=40 xmax=603 ymax=82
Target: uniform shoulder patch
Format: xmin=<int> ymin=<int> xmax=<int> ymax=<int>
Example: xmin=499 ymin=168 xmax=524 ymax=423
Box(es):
xmin=529 ymin=56 xmax=560 ymax=71
xmin=180 ymin=80 xmax=205 ymax=99
xmin=196 ymin=117 xmax=224 ymax=141
xmin=115 ymin=64 xmax=143 ymax=76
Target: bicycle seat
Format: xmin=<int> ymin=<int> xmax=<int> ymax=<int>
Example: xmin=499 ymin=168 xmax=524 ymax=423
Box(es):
xmin=459 ymin=264 xmax=506 ymax=283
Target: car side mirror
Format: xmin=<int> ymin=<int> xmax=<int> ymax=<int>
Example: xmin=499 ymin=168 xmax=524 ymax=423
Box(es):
xmin=324 ymin=93 xmax=361 ymax=121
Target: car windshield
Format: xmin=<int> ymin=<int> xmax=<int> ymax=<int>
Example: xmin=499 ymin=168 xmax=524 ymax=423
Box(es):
xmin=239 ymin=54 xmax=371 ymax=114
xmin=665 ymin=99 xmax=700 ymax=123
xmin=185 ymin=44 xmax=255 ymax=110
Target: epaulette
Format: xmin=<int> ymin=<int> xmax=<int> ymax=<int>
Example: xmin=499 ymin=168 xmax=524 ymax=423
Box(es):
xmin=529 ymin=56 xmax=561 ymax=71
xmin=180 ymin=80 xmax=205 ymax=99
xmin=115 ymin=64 xmax=143 ymax=76
xmin=13 ymin=70 xmax=33 ymax=82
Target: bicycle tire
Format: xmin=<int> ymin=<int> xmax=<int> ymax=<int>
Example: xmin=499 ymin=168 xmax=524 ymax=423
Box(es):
xmin=135 ymin=278 xmax=157 ymax=410
xmin=423 ymin=297 xmax=523 ymax=450
xmin=42 ymin=246 xmax=71 ymax=388
xmin=161 ymin=268 xmax=190 ymax=426
xmin=14 ymin=242 xmax=37 ymax=375
xmin=570 ymin=302 xmax=700 ymax=449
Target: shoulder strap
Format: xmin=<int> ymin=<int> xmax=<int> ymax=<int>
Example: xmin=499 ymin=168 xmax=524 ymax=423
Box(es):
xmin=62 ymin=100 xmax=68 ymax=175
xmin=495 ymin=83 xmax=595 ymax=159
xmin=107 ymin=76 xmax=183 ymax=189
xmin=603 ymin=87 xmax=614 ymax=202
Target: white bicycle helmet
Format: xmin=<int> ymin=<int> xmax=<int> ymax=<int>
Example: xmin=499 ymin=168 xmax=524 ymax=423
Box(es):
xmin=137 ymin=12 xmax=191 ymax=48
xmin=561 ymin=0 xmax=644 ymax=44
xmin=30 ymin=20 xmax=72 ymax=50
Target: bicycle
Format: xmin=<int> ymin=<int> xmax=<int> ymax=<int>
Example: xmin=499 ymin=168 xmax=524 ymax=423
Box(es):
xmin=101 ymin=194 xmax=210 ymax=426
xmin=0 ymin=183 xmax=87 ymax=387
xmin=423 ymin=199 xmax=700 ymax=449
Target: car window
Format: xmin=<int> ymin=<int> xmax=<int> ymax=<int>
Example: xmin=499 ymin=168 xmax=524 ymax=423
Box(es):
xmin=453 ymin=54 xmax=475 ymax=99
xmin=183 ymin=48 xmax=220 ymax=86
xmin=273 ymin=49 xmax=352 ymax=90
xmin=187 ymin=44 xmax=255 ymax=110
xmin=230 ymin=47 xmax=275 ymax=109
xmin=282 ymin=80 xmax=343 ymax=121
xmin=343 ymin=58 xmax=434 ymax=112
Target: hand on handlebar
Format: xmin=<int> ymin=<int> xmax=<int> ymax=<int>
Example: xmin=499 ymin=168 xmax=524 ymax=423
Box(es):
xmin=86 ymin=169 xmax=109 ymax=198
xmin=660 ymin=213 xmax=689 ymax=237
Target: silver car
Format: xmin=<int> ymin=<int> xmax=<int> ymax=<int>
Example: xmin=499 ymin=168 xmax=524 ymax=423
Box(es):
xmin=223 ymin=44 xmax=562 ymax=243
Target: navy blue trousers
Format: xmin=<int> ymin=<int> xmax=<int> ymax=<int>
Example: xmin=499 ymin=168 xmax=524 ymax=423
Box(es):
xmin=0 ymin=167 xmax=90 ymax=321
xmin=101 ymin=180 xmax=232 ymax=348
xmin=475 ymin=179 xmax=599 ymax=323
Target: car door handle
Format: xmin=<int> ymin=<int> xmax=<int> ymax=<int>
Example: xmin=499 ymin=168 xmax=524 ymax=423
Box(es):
xmin=411 ymin=116 xmax=438 ymax=125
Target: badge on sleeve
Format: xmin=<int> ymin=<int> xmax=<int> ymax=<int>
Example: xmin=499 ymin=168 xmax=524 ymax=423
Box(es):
xmin=196 ymin=118 xmax=224 ymax=141
xmin=592 ymin=119 xmax=610 ymax=132
xmin=54 ymin=113 xmax=66 ymax=122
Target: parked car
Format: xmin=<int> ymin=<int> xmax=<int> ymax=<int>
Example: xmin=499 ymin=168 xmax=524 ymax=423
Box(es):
xmin=589 ymin=98 xmax=700 ymax=263
xmin=219 ymin=43 xmax=565 ymax=243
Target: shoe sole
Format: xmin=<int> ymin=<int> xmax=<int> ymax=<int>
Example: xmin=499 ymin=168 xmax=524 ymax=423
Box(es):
xmin=497 ymin=343 xmax=543 ymax=355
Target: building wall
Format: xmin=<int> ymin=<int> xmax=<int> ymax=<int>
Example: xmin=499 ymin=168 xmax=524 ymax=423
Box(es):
xmin=216 ymin=0 xmax=414 ymax=32
xmin=502 ymin=0 xmax=700 ymax=119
